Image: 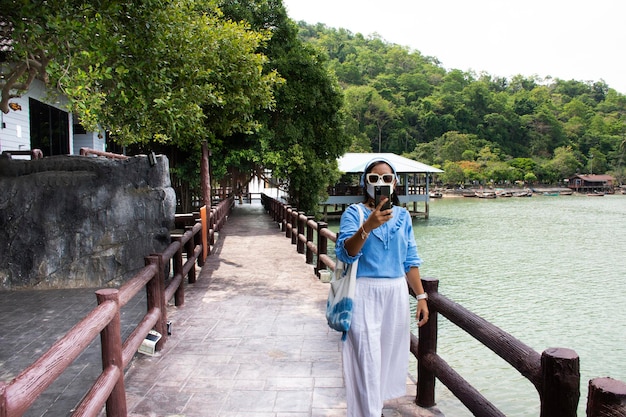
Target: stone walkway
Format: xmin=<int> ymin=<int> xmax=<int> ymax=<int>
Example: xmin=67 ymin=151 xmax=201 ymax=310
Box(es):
xmin=0 ymin=202 xmax=444 ymax=417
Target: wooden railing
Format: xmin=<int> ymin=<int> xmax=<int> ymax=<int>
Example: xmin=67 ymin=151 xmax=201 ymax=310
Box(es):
xmin=0 ymin=197 xmax=234 ymax=417
xmin=1 ymin=149 xmax=44 ymax=160
xmin=260 ymin=193 xmax=626 ymax=417
xmin=79 ymin=148 xmax=130 ymax=160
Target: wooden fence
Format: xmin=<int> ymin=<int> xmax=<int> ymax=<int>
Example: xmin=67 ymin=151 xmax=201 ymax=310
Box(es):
xmin=260 ymin=193 xmax=626 ymax=417
xmin=0 ymin=197 xmax=234 ymax=417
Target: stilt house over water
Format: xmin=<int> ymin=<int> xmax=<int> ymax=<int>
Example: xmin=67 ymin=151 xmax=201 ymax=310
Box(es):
xmin=321 ymin=152 xmax=443 ymax=219
xmin=567 ymin=174 xmax=616 ymax=194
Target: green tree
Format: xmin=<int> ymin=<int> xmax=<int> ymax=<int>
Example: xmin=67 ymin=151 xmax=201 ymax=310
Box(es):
xmin=437 ymin=131 xmax=473 ymax=162
xmin=1 ymin=1 xmax=118 ymax=119
xmin=343 ymin=85 xmax=397 ymax=152
xmin=483 ymin=161 xmax=517 ymax=183
xmin=546 ymin=146 xmax=582 ymax=181
xmin=525 ymin=105 xmax=567 ymax=157
xmin=298 ymin=21 xmax=626 ymax=183
xmin=441 ymin=161 xmax=464 ymax=186
xmin=218 ymin=0 xmax=348 ymax=213
xmin=108 ymin=0 xmax=281 ymax=147
xmin=1 ymin=0 xmax=280 ymax=145
xmin=587 ymin=148 xmax=607 ymax=174
xmin=524 ymin=172 xmax=537 ymax=184
xmin=509 ymin=157 xmax=537 ymax=179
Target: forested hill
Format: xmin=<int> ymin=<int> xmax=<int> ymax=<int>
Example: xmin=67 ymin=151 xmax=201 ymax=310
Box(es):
xmin=295 ymin=22 xmax=626 ymax=185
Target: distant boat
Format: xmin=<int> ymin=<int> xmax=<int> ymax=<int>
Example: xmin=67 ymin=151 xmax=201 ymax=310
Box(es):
xmin=543 ymin=192 xmax=560 ymax=196
xmin=587 ymin=192 xmax=605 ymax=197
xmin=429 ymin=191 xmax=443 ymax=198
xmin=559 ymin=190 xmax=573 ymax=195
xmin=513 ymin=190 xmax=532 ymax=197
xmin=475 ymin=191 xmax=497 ymax=199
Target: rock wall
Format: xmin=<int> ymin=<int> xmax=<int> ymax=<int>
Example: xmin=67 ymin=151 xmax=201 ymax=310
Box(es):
xmin=0 ymin=154 xmax=176 ymax=290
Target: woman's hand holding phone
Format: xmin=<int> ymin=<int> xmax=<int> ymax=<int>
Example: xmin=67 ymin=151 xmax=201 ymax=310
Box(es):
xmin=365 ymin=190 xmax=393 ymax=233
xmin=374 ymin=185 xmax=392 ymax=210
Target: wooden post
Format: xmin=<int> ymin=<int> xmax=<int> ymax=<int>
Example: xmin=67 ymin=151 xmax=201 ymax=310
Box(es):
xmin=272 ymin=198 xmax=279 ymax=222
xmin=145 ymin=255 xmax=168 ymax=350
xmin=297 ymin=211 xmax=306 ymax=254
xmin=184 ymin=226 xmax=196 ymax=285
xmin=281 ymin=204 xmax=288 ymax=232
xmin=199 ymin=206 xmax=208 ymax=264
xmin=95 ymin=289 xmax=127 ymax=417
xmin=291 ymin=210 xmax=298 ymax=245
xmin=416 ymin=277 xmax=439 ymax=408
xmin=540 ymin=347 xmax=579 ymax=417
xmin=586 ymin=377 xmax=626 ymax=417
xmin=316 ymin=222 xmax=328 ymax=276
xmin=210 ymin=208 xmax=217 ymax=245
xmin=172 ymin=236 xmax=186 ymax=304
xmin=201 ymin=141 xmax=211 ymax=208
xmin=285 ymin=206 xmax=292 ymax=238
xmin=305 ymin=216 xmax=315 ymax=263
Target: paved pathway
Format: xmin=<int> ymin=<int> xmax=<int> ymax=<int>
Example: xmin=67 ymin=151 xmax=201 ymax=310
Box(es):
xmin=0 ymin=286 xmax=147 ymax=416
xmin=0 ymin=202 xmax=443 ymax=417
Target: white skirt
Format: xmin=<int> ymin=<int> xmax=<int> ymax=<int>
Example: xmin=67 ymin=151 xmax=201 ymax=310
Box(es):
xmin=343 ymin=277 xmax=410 ymax=417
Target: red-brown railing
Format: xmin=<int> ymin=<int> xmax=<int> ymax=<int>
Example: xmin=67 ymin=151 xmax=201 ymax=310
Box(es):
xmin=1 ymin=149 xmax=44 ymax=159
xmin=260 ymin=193 xmax=626 ymax=417
xmin=79 ymin=148 xmax=130 ymax=160
xmin=0 ymin=197 xmax=234 ymax=417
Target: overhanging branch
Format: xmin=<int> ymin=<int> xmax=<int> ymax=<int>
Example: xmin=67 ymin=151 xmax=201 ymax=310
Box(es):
xmin=1 ymin=55 xmax=48 ymax=114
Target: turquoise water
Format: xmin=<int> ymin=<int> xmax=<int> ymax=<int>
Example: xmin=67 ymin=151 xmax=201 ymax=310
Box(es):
xmin=412 ymin=194 xmax=626 ymax=416
xmin=329 ymin=194 xmax=626 ymax=416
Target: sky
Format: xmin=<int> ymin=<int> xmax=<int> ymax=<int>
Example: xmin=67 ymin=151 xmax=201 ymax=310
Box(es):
xmin=282 ymin=0 xmax=626 ymax=94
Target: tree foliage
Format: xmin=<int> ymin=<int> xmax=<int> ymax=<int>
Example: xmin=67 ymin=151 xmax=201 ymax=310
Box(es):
xmin=5 ymin=3 xmax=626 ymax=215
xmin=297 ymin=22 xmax=626 ymax=185
xmin=1 ymin=0 xmax=348 ymax=214
xmin=1 ymin=0 xmax=280 ymax=146
xmin=216 ymin=0 xmax=348 ymax=212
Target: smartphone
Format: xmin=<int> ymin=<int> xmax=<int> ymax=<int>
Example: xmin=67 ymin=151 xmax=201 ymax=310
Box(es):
xmin=374 ymin=185 xmax=392 ymax=210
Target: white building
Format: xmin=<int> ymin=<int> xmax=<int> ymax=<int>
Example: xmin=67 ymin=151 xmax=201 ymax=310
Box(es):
xmin=0 ymin=79 xmax=106 ymax=159
xmin=322 ymin=152 xmax=443 ymax=219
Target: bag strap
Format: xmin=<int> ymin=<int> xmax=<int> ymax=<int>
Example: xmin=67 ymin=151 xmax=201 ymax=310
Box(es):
xmin=350 ymin=204 xmax=365 ymax=271
xmin=334 ymin=204 xmax=365 ymax=278
xmin=355 ymin=203 xmax=364 ymax=227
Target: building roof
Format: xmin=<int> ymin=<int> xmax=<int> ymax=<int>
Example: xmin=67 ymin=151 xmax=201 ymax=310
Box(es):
xmin=337 ymin=152 xmax=443 ymax=174
xmin=569 ymin=174 xmax=615 ymax=182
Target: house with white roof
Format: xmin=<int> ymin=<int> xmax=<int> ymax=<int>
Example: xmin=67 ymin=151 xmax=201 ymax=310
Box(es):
xmin=322 ymin=152 xmax=443 ymax=219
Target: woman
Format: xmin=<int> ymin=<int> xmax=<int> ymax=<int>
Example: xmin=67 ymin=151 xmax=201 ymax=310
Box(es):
xmin=335 ymin=157 xmax=429 ymax=417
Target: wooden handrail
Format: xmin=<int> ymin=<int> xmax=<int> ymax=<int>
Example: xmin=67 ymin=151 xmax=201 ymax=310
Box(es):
xmin=1 ymin=149 xmax=44 ymax=160
xmin=79 ymin=148 xmax=129 ymax=160
xmin=260 ymin=193 xmax=626 ymax=417
xmin=0 ymin=197 xmax=235 ymax=417
xmin=2 ymin=300 xmax=118 ymax=416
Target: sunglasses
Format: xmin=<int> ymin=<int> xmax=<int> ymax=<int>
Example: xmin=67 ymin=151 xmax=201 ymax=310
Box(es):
xmin=366 ymin=173 xmax=395 ymax=184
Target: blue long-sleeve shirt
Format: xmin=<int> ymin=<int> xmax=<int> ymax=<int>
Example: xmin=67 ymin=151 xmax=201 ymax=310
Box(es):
xmin=335 ymin=203 xmax=422 ymax=278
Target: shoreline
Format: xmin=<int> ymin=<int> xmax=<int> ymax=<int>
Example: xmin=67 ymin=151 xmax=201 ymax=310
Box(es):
xmin=437 ymin=186 xmax=605 ymax=197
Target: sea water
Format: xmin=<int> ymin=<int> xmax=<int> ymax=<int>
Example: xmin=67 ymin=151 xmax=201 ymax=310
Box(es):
xmin=408 ymin=194 xmax=626 ymax=416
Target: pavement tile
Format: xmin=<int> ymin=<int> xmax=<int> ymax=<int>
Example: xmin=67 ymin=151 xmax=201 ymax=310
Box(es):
xmin=265 ymin=376 xmax=314 ymax=390
xmin=314 ymin=377 xmax=344 ymax=388
xmin=223 ymin=390 xmax=277 ymax=412
xmin=275 ymin=390 xmax=314 ymax=413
